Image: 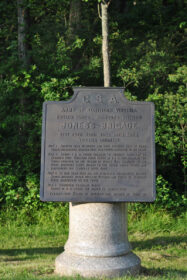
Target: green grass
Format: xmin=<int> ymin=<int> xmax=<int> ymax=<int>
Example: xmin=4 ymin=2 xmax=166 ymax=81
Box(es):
xmin=0 ymin=209 xmax=186 ymax=280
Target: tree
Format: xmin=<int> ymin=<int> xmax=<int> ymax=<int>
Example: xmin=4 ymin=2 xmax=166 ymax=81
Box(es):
xmin=68 ymin=0 xmax=81 ymax=42
xmin=99 ymin=0 xmax=111 ymax=87
xmin=17 ymin=0 xmax=29 ymax=67
xmin=0 ymin=0 xmax=186 ymax=214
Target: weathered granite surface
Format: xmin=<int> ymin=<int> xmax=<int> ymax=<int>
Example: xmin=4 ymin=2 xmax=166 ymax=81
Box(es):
xmin=55 ymin=202 xmax=140 ymax=278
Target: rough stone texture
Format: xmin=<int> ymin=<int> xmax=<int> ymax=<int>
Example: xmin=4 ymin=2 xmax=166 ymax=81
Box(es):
xmin=55 ymin=202 xmax=141 ymax=278
xmin=55 ymin=252 xmax=140 ymax=278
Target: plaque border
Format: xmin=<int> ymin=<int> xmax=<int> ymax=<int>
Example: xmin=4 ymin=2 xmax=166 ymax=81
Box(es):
xmin=40 ymin=87 xmax=156 ymax=202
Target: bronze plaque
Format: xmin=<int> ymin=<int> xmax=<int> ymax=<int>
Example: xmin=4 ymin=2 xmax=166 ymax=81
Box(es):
xmin=40 ymin=88 xmax=155 ymax=202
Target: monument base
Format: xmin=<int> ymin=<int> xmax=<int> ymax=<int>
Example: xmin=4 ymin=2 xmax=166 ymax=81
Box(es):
xmin=55 ymin=251 xmax=140 ymax=278
xmin=55 ymin=202 xmax=141 ymax=278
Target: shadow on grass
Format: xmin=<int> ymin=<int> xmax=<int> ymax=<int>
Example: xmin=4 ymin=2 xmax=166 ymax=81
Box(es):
xmin=0 ymin=247 xmax=64 ymax=258
xmin=131 ymin=235 xmax=187 ymax=250
xmin=140 ymin=266 xmax=187 ymax=278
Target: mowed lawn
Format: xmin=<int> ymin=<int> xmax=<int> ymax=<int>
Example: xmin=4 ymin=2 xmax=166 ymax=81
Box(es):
xmin=0 ymin=210 xmax=186 ymax=280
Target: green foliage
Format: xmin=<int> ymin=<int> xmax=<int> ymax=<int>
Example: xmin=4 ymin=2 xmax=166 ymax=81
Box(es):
xmin=146 ymin=92 xmax=186 ymax=193
xmin=0 ymin=170 xmax=69 ymax=225
xmin=41 ymin=77 xmax=76 ymax=101
xmin=0 ymin=164 xmax=20 ymax=207
xmin=0 ymin=0 xmax=187 ymax=217
xmin=168 ymin=65 xmax=187 ymax=95
xmin=0 ymin=66 xmax=43 ymax=179
xmin=129 ymin=175 xmax=187 ymax=217
xmin=155 ymin=175 xmax=186 ymax=212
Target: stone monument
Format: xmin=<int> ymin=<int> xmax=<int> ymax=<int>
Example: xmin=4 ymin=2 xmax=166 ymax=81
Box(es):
xmin=40 ymin=87 xmax=155 ymax=277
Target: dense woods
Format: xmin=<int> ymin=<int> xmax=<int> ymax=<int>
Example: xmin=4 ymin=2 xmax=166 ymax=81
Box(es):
xmin=0 ymin=0 xmax=186 ymax=217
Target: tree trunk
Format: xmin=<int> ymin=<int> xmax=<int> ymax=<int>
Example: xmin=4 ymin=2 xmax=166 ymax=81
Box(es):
xmin=17 ymin=0 xmax=30 ymax=151
xmin=17 ymin=0 xmax=28 ymax=67
xmin=68 ymin=0 xmax=81 ymax=42
xmin=101 ymin=2 xmax=111 ymax=87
